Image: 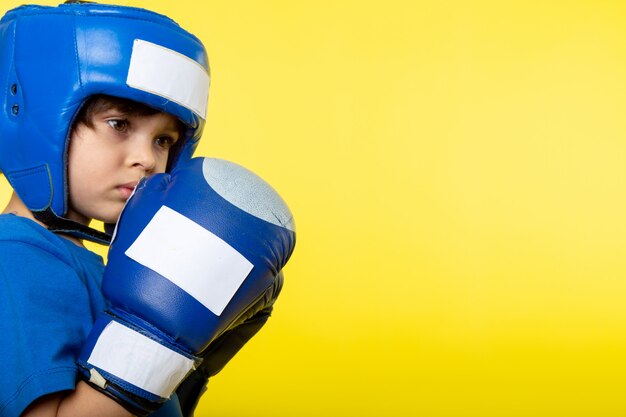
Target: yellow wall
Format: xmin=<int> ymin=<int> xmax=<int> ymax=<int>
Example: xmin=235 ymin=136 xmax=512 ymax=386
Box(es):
xmin=3 ymin=1 xmax=626 ymax=416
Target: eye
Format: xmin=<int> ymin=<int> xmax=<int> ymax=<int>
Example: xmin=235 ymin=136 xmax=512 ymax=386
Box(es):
xmin=107 ymin=119 xmax=129 ymax=132
xmin=154 ymin=135 xmax=176 ymax=149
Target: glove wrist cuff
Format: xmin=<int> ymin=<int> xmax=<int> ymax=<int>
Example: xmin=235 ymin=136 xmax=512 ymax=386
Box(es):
xmin=78 ymin=313 xmax=199 ymax=413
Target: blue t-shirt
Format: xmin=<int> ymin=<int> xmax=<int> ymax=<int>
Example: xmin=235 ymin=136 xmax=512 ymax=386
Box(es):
xmin=0 ymin=215 xmax=183 ymax=417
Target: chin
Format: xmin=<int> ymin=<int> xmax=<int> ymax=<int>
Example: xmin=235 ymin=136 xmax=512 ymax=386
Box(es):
xmin=100 ymin=213 xmax=123 ymax=225
xmin=90 ymin=210 xmax=123 ymax=225
xmin=98 ymin=204 xmax=126 ymax=224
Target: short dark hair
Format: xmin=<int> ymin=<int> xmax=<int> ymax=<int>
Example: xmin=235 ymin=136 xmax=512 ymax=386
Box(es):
xmin=73 ymin=95 xmax=164 ymax=129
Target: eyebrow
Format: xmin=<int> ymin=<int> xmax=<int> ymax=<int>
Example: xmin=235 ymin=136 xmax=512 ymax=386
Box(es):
xmin=102 ymin=109 xmax=182 ymax=136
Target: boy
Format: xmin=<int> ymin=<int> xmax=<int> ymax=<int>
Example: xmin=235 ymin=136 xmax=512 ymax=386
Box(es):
xmin=0 ymin=2 xmax=294 ymax=417
xmin=1 ymin=94 xmax=185 ymax=417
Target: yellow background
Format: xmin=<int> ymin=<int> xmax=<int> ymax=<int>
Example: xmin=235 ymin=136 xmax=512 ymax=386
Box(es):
xmin=2 ymin=0 xmax=626 ymax=416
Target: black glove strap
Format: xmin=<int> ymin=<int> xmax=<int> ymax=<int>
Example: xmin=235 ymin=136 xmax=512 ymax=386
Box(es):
xmin=79 ymin=372 xmax=164 ymax=417
xmin=176 ymin=372 xmax=208 ymax=417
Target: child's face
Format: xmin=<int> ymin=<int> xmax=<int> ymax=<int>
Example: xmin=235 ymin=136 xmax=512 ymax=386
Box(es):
xmin=66 ymin=108 xmax=181 ymax=225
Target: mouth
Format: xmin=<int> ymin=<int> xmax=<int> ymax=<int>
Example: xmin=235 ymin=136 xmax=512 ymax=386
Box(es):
xmin=116 ymin=181 xmax=139 ymax=200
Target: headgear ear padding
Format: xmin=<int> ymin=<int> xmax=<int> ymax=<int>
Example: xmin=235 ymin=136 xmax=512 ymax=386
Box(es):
xmin=0 ymin=3 xmax=209 ymax=224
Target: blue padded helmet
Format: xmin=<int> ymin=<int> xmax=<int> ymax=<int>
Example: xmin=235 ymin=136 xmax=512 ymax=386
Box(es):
xmin=0 ymin=3 xmax=210 ymax=244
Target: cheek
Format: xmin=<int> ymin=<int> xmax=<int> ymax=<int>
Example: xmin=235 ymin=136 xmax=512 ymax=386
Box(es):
xmin=154 ymin=151 xmax=170 ymax=173
xmin=67 ymin=143 xmax=111 ymax=196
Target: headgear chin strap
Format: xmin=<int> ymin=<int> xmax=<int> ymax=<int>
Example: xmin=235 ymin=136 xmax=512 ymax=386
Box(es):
xmin=0 ymin=3 xmax=210 ymax=244
xmin=34 ymin=208 xmax=111 ymax=244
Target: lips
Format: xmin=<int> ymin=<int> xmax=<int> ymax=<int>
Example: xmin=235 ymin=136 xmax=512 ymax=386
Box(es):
xmin=116 ymin=181 xmax=139 ymax=200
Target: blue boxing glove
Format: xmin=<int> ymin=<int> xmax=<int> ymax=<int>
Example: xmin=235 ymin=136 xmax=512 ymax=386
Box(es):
xmin=77 ymin=157 xmax=296 ymax=416
xmin=176 ymin=275 xmax=282 ymax=417
xmin=177 ymin=271 xmax=283 ymax=417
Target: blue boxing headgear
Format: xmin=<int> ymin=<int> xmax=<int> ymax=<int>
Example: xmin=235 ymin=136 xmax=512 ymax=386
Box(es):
xmin=0 ymin=3 xmax=210 ymax=244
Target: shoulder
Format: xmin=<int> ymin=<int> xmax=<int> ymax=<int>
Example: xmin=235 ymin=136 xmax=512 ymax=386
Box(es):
xmin=0 ymin=214 xmax=74 ymax=264
xmin=0 ymin=213 xmax=60 ymax=242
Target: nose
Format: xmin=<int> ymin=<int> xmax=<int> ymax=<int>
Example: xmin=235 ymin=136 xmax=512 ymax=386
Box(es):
xmin=127 ymin=138 xmax=157 ymax=173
